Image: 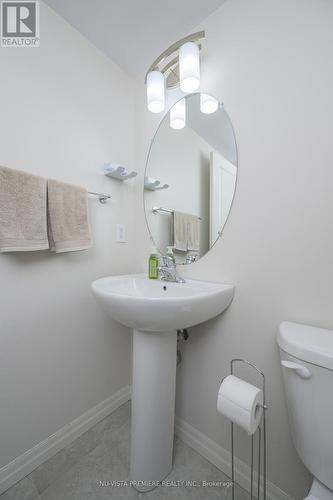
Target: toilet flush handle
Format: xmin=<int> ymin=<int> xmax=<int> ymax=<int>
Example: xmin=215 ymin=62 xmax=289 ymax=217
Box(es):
xmin=281 ymin=360 xmax=312 ymax=379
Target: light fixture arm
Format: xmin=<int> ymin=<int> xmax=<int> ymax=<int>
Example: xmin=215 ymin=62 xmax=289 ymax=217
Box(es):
xmin=144 ymin=30 xmax=205 ymax=84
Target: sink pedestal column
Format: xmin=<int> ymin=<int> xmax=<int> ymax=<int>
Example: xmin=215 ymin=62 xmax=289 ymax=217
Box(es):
xmin=130 ymin=329 xmax=177 ymax=492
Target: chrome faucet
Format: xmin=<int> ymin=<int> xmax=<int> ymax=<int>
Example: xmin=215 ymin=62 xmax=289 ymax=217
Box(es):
xmin=158 ymin=255 xmax=186 ymax=283
xmin=185 ymin=254 xmax=198 ymax=265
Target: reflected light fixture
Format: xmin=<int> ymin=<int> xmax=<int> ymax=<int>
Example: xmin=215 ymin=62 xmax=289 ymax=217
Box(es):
xmin=145 ymin=31 xmax=205 ymax=113
xmin=146 ymin=70 xmax=165 ymax=113
xmin=170 ymin=99 xmax=186 ymax=130
xmin=200 ymin=93 xmax=219 ymax=114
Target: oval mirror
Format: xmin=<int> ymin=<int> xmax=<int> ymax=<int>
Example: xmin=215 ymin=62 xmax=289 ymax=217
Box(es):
xmin=144 ymin=93 xmax=237 ymax=265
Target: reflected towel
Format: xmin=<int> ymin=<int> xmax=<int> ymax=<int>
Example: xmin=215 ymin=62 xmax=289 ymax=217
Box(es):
xmin=173 ymin=211 xmax=200 ymax=252
xmin=0 ymin=166 xmax=49 ymax=252
xmin=187 ymin=213 xmax=200 ymax=252
xmin=47 ymin=179 xmax=92 ymax=253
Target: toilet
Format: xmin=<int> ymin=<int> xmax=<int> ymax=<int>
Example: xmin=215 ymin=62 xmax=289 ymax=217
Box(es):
xmin=277 ymin=321 xmax=333 ymax=500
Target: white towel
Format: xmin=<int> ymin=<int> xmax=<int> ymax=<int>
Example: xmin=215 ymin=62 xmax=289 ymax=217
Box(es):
xmin=173 ymin=211 xmax=200 ymax=253
xmin=47 ymin=179 xmax=92 ymax=253
xmin=0 ymin=166 xmax=49 ymax=252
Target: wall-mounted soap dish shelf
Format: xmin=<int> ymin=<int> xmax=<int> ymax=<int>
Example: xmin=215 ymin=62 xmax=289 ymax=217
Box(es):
xmin=104 ymin=163 xmax=137 ymax=181
xmin=144 ymin=177 xmax=169 ymax=191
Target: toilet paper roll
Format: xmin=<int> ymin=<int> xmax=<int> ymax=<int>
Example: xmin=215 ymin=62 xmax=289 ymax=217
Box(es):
xmin=217 ymin=375 xmax=263 ymax=435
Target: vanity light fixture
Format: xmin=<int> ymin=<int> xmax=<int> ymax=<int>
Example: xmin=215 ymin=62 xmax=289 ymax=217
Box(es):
xmin=179 ymin=42 xmax=200 ymax=93
xmin=145 ymin=31 xmax=205 ymax=113
xmin=170 ymin=99 xmax=186 ymax=129
xmin=200 ymin=93 xmax=219 ymax=114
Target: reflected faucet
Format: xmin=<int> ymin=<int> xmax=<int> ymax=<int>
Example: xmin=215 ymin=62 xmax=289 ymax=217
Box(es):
xmin=158 ymin=255 xmax=186 ymax=283
xmin=185 ymin=254 xmax=197 ymax=265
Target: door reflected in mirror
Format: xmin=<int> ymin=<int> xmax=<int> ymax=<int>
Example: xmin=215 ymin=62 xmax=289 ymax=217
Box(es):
xmin=144 ymin=93 xmax=237 ymax=265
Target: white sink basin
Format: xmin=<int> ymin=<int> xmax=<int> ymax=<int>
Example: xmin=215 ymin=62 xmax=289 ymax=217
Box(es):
xmin=91 ymin=274 xmax=234 ymax=332
xmin=91 ymin=273 xmax=234 ymax=492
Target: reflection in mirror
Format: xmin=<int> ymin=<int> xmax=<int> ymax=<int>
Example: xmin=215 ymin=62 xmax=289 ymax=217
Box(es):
xmin=144 ymin=93 xmax=237 ymax=265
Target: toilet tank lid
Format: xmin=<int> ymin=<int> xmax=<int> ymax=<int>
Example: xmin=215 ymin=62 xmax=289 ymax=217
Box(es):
xmin=277 ymin=321 xmax=333 ymax=370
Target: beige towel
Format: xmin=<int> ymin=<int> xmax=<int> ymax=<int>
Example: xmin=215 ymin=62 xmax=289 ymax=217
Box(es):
xmin=173 ymin=211 xmax=200 ymax=253
xmin=0 ymin=166 xmax=49 ymax=252
xmin=47 ymin=179 xmax=92 ymax=253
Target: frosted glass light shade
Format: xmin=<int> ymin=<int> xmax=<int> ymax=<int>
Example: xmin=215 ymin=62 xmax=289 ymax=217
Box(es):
xmin=200 ymin=93 xmax=219 ymax=114
xmin=146 ymin=70 xmax=165 ymax=113
xmin=179 ymin=42 xmax=200 ymax=93
xmin=170 ymin=99 xmax=186 ymax=129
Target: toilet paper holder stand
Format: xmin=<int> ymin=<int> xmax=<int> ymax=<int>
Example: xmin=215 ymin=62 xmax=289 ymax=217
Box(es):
xmin=229 ymin=358 xmax=268 ymax=500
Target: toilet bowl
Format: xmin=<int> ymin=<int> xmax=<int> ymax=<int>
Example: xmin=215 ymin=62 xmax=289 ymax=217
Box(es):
xmin=277 ymin=321 xmax=333 ymax=500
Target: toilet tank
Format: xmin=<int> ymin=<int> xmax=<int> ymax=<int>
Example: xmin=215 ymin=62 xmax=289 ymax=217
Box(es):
xmin=277 ymin=321 xmax=333 ymax=490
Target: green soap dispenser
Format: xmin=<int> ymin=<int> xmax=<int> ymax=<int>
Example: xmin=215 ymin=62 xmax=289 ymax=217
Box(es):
xmin=148 ymin=245 xmax=159 ymax=279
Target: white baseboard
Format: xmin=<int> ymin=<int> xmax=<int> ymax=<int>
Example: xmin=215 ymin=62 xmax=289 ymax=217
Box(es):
xmin=0 ymin=385 xmax=131 ymax=495
xmin=174 ymin=416 xmax=295 ymax=500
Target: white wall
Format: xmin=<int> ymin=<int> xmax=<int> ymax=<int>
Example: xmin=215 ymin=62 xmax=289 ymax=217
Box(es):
xmin=134 ymin=1 xmax=333 ymax=498
xmin=0 ymin=2 xmax=136 ymax=468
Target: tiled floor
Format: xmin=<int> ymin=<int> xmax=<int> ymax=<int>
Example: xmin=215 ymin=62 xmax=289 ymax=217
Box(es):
xmin=0 ymin=402 xmax=248 ymax=500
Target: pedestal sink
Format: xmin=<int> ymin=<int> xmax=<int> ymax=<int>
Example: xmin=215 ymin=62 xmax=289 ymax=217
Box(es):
xmin=91 ymin=274 xmax=234 ymax=491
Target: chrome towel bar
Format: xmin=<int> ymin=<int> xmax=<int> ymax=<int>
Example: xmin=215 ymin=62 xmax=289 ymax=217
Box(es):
xmin=88 ymin=191 xmax=111 ymax=204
